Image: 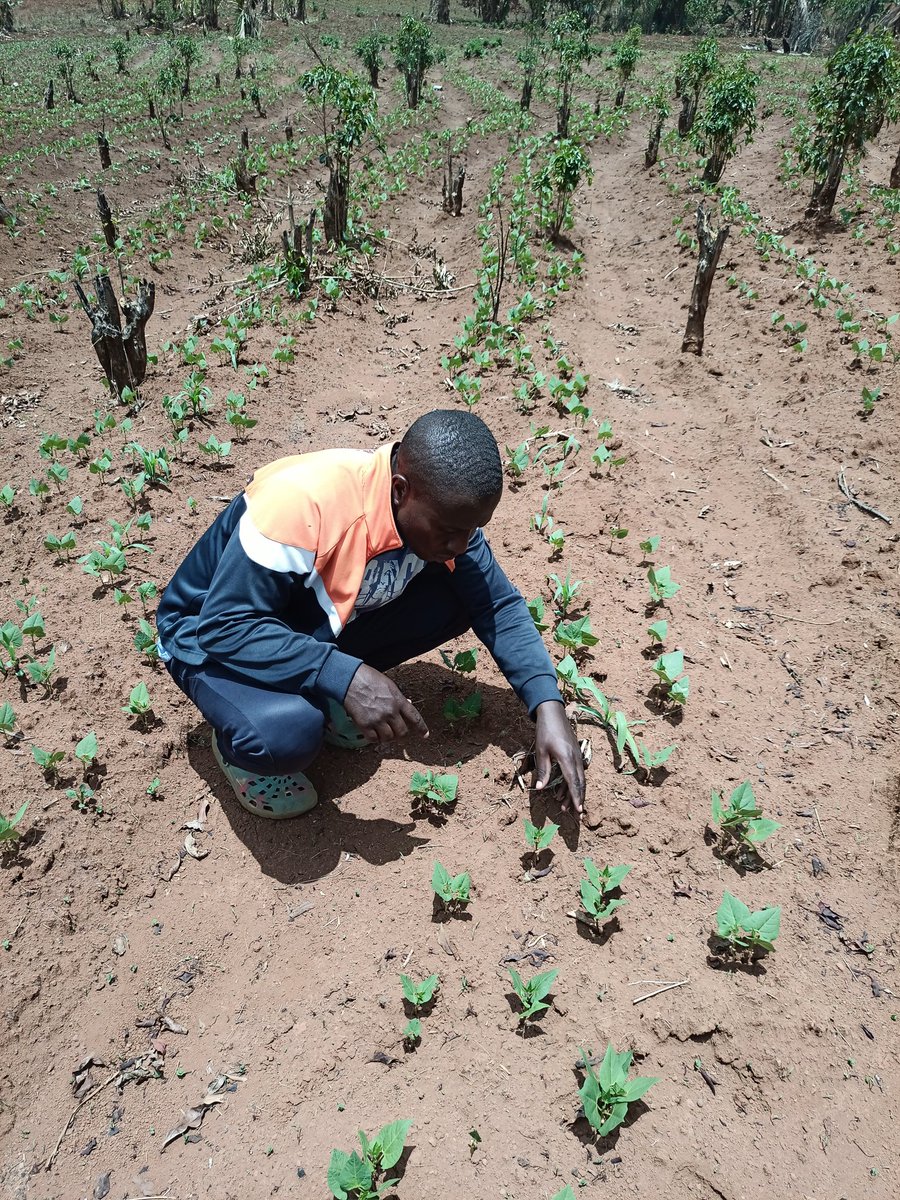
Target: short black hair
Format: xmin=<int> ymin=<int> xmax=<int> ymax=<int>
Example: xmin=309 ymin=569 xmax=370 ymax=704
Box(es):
xmin=397 ymin=410 xmax=503 ymax=508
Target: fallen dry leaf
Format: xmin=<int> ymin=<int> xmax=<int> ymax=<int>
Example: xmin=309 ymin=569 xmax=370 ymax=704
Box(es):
xmin=184 ymin=832 xmax=208 ymax=860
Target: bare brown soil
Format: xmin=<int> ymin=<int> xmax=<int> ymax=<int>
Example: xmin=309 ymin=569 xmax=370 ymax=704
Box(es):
xmin=1 ymin=7 xmax=899 ymax=1200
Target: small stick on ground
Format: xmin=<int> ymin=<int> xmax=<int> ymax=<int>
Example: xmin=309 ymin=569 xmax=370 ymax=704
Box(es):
xmin=761 ymin=466 xmax=788 ymax=490
xmin=837 ymin=467 xmax=892 ymax=524
xmin=633 ymin=979 xmax=689 ymax=1004
xmin=43 ymin=1069 xmax=119 ymax=1170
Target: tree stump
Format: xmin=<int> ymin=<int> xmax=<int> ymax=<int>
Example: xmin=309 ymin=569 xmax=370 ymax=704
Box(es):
xmin=435 ymin=0 xmax=450 ymax=22
xmin=241 ymin=127 xmax=249 ymax=150
xmin=0 ymin=0 xmax=13 ymax=33
xmin=44 ymin=80 xmax=55 ymax=110
xmin=442 ymin=150 xmax=465 ymax=217
xmin=323 ymin=168 xmax=348 ymax=245
xmin=284 ymin=123 xmax=293 ymax=144
xmin=74 ymin=273 xmax=155 ymax=398
xmin=806 ymin=147 xmax=845 ymax=222
xmin=96 ymin=190 xmax=117 ymax=251
xmin=0 ymin=196 xmax=15 ymax=228
xmin=281 ymin=196 xmax=315 ymax=294
xmin=681 ymin=204 xmax=729 ymax=356
xmin=645 ymin=115 xmax=664 ymax=169
xmin=97 ymin=131 xmax=112 ymax=170
xmin=891 ymin=143 xmax=900 ymax=191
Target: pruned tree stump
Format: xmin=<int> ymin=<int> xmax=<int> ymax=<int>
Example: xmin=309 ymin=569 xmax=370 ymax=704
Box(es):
xmin=442 ymin=150 xmax=465 ymax=217
xmin=681 ymin=203 xmax=729 ymax=357
xmin=97 ymin=131 xmax=112 ymax=170
xmin=281 ymin=196 xmax=315 ymax=294
xmin=96 ymin=190 xmax=117 ymax=251
xmin=74 ymin=273 xmax=155 ymax=398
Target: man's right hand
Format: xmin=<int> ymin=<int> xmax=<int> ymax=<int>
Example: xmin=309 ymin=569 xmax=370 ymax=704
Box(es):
xmin=342 ymin=664 xmax=429 ymax=744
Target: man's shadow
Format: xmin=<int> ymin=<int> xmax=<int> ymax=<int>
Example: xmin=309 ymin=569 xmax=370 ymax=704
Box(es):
xmin=185 ymin=661 xmax=539 ymax=885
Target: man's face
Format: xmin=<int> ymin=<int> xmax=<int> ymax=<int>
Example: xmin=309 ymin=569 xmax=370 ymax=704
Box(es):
xmin=392 ymin=475 xmax=499 ymax=563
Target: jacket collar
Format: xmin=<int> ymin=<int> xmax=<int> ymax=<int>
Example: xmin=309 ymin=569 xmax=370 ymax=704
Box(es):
xmin=362 ymin=443 xmax=404 ymax=558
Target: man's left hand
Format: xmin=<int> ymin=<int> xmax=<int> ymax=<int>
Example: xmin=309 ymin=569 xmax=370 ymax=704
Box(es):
xmin=532 ymin=700 xmax=586 ymax=817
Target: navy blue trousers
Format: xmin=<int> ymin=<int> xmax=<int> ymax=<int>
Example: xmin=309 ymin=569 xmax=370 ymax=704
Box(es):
xmin=165 ymin=565 xmax=470 ymax=774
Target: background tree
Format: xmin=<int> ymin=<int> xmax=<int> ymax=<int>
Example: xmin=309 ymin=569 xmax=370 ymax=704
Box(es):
xmin=479 ymin=0 xmax=511 ymax=23
xmin=355 ymin=34 xmax=388 ymax=89
xmin=395 ymin=15 xmax=436 ymax=109
xmin=300 ymin=65 xmax=377 ymax=245
xmin=645 ymin=78 xmax=670 ymax=168
xmin=675 ymin=35 xmax=718 ymax=135
xmin=799 ymin=29 xmax=900 ymax=221
xmin=550 ymin=11 xmax=591 ymax=138
xmin=611 ymin=25 xmax=642 ymax=108
xmin=517 ymin=44 xmax=539 ymax=111
xmin=53 ymin=40 xmax=80 ymax=103
xmin=534 ymin=136 xmax=593 ymax=240
xmin=694 ymin=55 xmax=758 ymax=184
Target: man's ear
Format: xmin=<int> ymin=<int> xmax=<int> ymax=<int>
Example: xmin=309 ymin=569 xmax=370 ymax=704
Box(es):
xmin=391 ymin=472 xmax=411 ymax=508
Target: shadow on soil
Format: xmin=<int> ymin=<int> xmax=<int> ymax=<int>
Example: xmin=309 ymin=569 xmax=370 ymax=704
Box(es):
xmin=185 ymin=662 xmax=537 ymax=885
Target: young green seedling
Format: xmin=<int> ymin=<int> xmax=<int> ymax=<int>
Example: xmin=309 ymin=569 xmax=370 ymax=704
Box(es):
xmin=32 ymin=746 xmax=65 ymax=778
xmin=523 ymin=818 xmax=559 ymax=862
xmin=400 ymin=972 xmax=439 ymax=1011
xmin=442 ymin=692 xmax=482 ymax=724
xmin=123 ymin=682 xmax=152 ymax=717
xmin=646 ymin=619 xmax=668 ymax=646
xmin=551 ymin=1188 xmax=578 ymax=1200
xmin=715 ymin=891 xmax=781 ymax=955
xmin=548 ymin=571 xmax=583 ymax=616
xmin=431 ymin=862 xmax=471 ymax=912
xmin=554 ymin=615 xmax=599 ymax=653
xmin=647 ymin=565 xmax=681 ymax=605
xmin=75 ymin=731 xmax=98 ymax=770
xmin=527 ymin=596 xmax=549 ymax=632
xmin=0 ymin=801 xmax=28 ymax=843
xmin=639 ymin=535 xmax=660 ymax=557
xmin=650 ymin=649 xmax=690 ymax=705
xmin=439 ymin=647 xmax=477 ymax=675
xmin=0 ymin=702 xmax=15 ymax=736
xmin=402 ymin=1018 xmax=421 ymax=1047
xmin=580 ymin=859 xmax=631 ymax=927
xmin=578 ymin=1043 xmax=660 ymax=1137
xmin=409 ymin=770 xmax=458 ymax=809
xmin=711 ymin=780 xmax=781 ymax=852
xmin=508 ymin=966 xmax=558 ymax=1026
xmin=327 ymin=1118 xmax=412 ymax=1200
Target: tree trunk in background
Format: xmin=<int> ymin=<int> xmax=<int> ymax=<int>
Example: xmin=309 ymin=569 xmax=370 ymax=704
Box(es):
xmin=806 ymin=147 xmax=845 ymax=221
xmin=435 ymin=0 xmax=450 ymax=23
xmin=645 ymin=115 xmax=664 ymax=168
xmin=890 ymin=143 xmax=900 ymax=190
xmin=682 ymin=204 xmax=729 ymax=356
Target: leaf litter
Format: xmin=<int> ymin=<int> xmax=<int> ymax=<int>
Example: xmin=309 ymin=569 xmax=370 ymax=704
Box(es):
xmin=162 ymin=1064 xmax=247 ymax=1150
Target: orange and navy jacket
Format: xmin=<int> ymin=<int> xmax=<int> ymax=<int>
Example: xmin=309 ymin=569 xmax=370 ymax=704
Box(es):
xmin=157 ymin=443 xmax=561 ymax=713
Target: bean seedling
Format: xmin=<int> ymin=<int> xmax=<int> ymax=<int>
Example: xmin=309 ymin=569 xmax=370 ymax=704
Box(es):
xmin=32 ymin=745 xmax=64 ymax=778
xmin=578 ymin=1043 xmax=660 ymax=1137
xmin=440 ymin=647 xmax=477 ymax=675
xmin=715 ymin=891 xmax=781 ymax=955
xmin=650 ymin=649 xmax=690 ymax=705
xmin=580 ymin=859 xmax=631 ymax=927
xmin=75 ymin=731 xmax=98 ymax=770
xmin=647 ymin=565 xmax=681 ymax=605
xmin=711 ymin=780 xmax=781 ymax=851
xmin=523 ymin=818 xmax=558 ymax=861
xmin=442 ymin=693 xmax=482 ymax=724
xmin=0 ymin=801 xmax=28 ymax=843
xmin=409 ymin=770 xmax=458 ymax=809
xmin=0 ymin=702 xmax=15 ymax=736
xmin=400 ymin=972 xmax=439 ymax=1011
xmin=327 ymin=1118 xmax=412 ymax=1200
xmin=508 ymin=966 xmax=558 ymax=1025
xmin=554 ymin=615 xmax=599 ymax=652
xmin=646 ymin=619 xmax=668 ymax=645
xmin=123 ymin=682 xmax=152 ymax=717
xmin=431 ymin=861 xmax=471 ymax=912
xmin=403 ymin=1018 xmax=421 ymax=1047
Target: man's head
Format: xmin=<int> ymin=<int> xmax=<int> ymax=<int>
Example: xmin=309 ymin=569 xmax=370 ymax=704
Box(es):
xmin=392 ymin=410 xmax=503 ymax=563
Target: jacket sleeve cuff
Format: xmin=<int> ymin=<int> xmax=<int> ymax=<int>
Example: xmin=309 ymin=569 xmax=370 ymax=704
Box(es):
xmin=519 ymin=675 xmax=564 ymax=717
xmin=316 ymin=649 xmax=364 ymax=703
